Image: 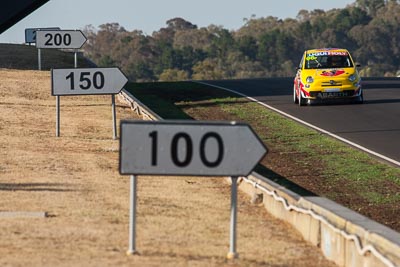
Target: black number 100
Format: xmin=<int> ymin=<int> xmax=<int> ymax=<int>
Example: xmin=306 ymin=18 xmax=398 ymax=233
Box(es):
xmin=148 ymin=131 xmax=224 ymax=168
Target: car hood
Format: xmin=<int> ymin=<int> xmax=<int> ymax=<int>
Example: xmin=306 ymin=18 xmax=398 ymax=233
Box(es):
xmin=301 ymin=68 xmax=356 ymax=81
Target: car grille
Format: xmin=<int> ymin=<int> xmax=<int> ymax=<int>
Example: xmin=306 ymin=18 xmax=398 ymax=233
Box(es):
xmin=321 ymin=81 xmax=343 ymax=87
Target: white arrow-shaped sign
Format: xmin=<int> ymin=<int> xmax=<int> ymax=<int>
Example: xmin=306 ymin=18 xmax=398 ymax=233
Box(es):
xmin=36 ymin=30 xmax=87 ymax=49
xmin=51 ymin=68 xmax=128 ymax=96
xmin=119 ymin=120 xmax=268 ymax=176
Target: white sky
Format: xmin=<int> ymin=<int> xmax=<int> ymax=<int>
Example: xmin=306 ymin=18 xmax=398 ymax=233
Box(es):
xmin=0 ymin=0 xmax=355 ymax=43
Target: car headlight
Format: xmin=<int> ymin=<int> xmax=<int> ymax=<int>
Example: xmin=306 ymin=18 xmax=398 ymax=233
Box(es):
xmin=306 ymin=76 xmax=314 ymax=83
xmin=348 ymin=74 xmax=357 ymax=82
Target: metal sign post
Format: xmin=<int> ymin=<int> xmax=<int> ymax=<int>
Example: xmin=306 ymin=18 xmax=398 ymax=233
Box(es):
xmin=112 ymin=94 xmax=117 ymax=140
xmin=127 ymin=175 xmax=138 ymax=255
xmin=56 ymin=95 xmax=60 ymax=137
xmin=74 ymin=51 xmax=78 ymax=68
xmin=51 ymin=68 xmax=128 ymax=138
xmin=38 ymin=48 xmax=41 ymax=70
xmin=228 ymin=176 xmax=239 ymax=259
xmin=119 ymin=120 xmax=267 ymax=257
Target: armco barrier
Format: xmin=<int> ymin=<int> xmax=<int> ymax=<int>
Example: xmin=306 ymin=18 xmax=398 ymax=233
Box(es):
xmin=118 ymin=89 xmax=161 ymax=121
xmin=118 ymin=88 xmax=400 ymax=267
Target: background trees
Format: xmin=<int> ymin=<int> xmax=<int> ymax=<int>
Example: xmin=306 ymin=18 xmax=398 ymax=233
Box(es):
xmin=83 ymin=1 xmax=400 ymax=81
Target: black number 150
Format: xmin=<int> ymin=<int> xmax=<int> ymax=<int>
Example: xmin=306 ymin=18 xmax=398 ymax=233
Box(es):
xmin=149 ymin=131 xmax=224 ymax=168
xmin=66 ymin=72 xmax=105 ymax=90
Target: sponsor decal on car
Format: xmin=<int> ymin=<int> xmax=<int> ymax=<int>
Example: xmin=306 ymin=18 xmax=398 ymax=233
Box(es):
xmin=306 ymin=55 xmax=317 ymax=61
xmin=306 ymin=51 xmax=348 ymax=59
xmin=320 ymin=69 xmax=345 ymax=77
xmin=317 ymin=91 xmax=350 ymax=98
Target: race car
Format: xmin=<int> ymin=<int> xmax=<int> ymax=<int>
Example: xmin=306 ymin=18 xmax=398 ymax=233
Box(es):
xmin=293 ymin=48 xmax=363 ymax=105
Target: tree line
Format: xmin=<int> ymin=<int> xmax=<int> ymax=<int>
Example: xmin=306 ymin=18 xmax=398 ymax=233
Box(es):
xmin=82 ymin=0 xmax=400 ymax=81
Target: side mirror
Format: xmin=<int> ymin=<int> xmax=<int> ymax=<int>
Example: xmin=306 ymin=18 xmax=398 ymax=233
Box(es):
xmin=356 ymin=63 xmax=361 ymax=68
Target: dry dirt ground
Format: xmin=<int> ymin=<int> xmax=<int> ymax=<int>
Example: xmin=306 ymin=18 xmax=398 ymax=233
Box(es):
xmin=0 ymin=69 xmax=336 ymax=266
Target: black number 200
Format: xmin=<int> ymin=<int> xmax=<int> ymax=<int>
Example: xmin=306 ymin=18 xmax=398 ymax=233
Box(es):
xmin=45 ymin=33 xmax=71 ymax=46
xmin=149 ymin=131 xmax=224 ymax=168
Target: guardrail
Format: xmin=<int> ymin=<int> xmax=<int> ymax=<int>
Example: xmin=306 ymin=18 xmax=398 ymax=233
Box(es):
xmin=118 ymin=89 xmax=161 ymax=121
xmin=118 ymin=88 xmax=400 ymax=267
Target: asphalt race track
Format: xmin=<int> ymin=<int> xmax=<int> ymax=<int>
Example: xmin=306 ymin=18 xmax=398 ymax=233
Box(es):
xmin=202 ymin=77 xmax=400 ymax=166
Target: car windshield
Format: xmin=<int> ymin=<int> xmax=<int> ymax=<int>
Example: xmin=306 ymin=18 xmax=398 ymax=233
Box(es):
xmin=305 ymin=54 xmax=353 ymax=69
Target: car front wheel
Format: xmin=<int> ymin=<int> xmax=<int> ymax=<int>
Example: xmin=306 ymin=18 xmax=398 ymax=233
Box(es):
xmin=354 ymin=91 xmax=364 ymax=104
xmin=298 ymin=91 xmax=306 ymax=106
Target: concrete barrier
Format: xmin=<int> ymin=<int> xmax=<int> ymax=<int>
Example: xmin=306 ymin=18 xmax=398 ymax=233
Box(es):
xmin=239 ymin=173 xmax=400 ymax=267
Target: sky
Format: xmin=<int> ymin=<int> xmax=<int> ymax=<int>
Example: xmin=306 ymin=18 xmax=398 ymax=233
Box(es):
xmin=0 ymin=0 xmax=355 ymax=44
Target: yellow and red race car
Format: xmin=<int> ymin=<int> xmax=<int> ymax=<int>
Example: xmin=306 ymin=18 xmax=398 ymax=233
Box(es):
xmin=293 ymin=48 xmax=363 ymax=105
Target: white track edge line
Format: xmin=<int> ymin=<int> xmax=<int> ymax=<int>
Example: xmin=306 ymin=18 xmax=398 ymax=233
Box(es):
xmin=195 ymin=81 xmax=400 ymax=167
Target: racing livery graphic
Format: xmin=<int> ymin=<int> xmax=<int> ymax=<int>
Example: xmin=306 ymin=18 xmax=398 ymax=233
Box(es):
xmin=320 ymin=69 xmax=345 ymax=77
